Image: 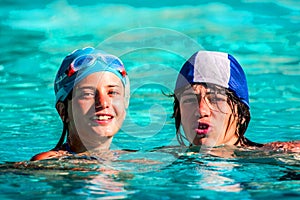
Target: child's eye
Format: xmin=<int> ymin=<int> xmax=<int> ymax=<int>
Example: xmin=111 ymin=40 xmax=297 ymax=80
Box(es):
xmin=80 ymin=91 xmax=96 ymax=99
xmin=215 ymin=95 xmax=227 ymax=102
xmin=206 ymin=94 xmax=227 ymax=104
xmin=108 ymin=90 xmax=120 ymax=96
xmin=181 ymin=97 xmax=197 ymax=104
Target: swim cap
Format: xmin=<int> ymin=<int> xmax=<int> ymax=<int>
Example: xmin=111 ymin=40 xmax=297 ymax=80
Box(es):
xmin=175 ymin=51 xmax=249 ymax=108
xmin=54 ymin=47 xmax=129 ymax=104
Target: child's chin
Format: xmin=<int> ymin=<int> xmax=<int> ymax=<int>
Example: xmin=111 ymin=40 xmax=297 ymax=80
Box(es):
xmin=196 ymin=138 xmax=220 ymax=148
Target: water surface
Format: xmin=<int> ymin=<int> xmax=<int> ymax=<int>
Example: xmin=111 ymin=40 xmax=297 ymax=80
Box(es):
xmin=0 ymin=0 xmax=299 ymax=199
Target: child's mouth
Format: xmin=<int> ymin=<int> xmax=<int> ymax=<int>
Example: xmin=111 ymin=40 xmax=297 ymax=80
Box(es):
xmin=195 ymin=122 xmax=210 ymax=135
xmin=91 ymin=114 xmax=114 ymax=124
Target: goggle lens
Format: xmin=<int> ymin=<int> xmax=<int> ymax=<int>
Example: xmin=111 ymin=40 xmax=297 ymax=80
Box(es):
xmin=66 ymin=54 xmax=126 ymax=77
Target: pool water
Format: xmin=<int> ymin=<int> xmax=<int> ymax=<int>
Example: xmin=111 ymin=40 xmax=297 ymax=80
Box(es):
xmin=0 ymin=0 xmax=300 ymax=199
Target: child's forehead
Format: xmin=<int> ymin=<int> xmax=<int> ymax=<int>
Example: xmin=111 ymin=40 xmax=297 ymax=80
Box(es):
xmin=191 ymin=83 xmax=227 ymax=93
xmin=175 ymin=83 xmax=228 ymax=99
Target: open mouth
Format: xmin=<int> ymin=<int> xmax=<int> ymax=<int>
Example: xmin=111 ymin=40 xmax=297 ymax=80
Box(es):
xmin=198 ymin=123 xmax=209 ymax=130
xmin=195 ymin=122 xmax=210 ymax=135
xmin=91 ymin=114 xmax=114 ymax=122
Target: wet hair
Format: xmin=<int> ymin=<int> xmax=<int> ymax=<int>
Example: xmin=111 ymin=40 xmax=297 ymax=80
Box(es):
xmin=52 ymin=91 xmax=73 ymax=150
xmin=172 ymin=83 xmax=262 ymax=147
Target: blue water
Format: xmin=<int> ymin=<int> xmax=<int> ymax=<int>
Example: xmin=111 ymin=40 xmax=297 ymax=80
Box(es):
xmin=1 ymin=0 xmax=300 ymax=199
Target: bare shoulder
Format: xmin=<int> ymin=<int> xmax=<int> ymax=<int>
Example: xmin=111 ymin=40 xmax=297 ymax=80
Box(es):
xmin=262 ymin=140 xmax=300 ymax=153
xmin=30 ymin=150 xmax=70 ymax=161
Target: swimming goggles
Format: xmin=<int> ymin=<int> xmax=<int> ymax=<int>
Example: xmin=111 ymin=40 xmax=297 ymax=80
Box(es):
xmin=66 ymin=53 xmax=127 ymax=78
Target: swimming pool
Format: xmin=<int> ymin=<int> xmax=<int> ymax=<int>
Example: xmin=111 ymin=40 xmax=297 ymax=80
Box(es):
xmin=0 ymin=0 xmax=299 ymax=199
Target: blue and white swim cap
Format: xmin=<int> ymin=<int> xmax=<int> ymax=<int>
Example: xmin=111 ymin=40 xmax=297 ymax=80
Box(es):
xmin=54 ymin=47 xmax=129 ymax=104
xmin=175 ymin=51 xmax=250 ymax=108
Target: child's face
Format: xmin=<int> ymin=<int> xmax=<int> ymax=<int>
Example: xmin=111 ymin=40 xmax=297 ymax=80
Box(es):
xmin=68 ymin=71 xmax=126 ymax=149
xmin=179 ymin=84 xmax=239 ymax=147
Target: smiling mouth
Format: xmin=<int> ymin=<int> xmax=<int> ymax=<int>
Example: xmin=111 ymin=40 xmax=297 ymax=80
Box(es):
xmin=91 ymin=115 xmax=113 ymax=121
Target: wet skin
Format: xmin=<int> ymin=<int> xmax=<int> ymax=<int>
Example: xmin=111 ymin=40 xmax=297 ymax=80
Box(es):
xmin=179 ymin=84 xmax=239 ymax=147
xmin=31 ymin=72 xmax=127 ymax=160
xmin=67 ymin=71 xmax=127 ymax=152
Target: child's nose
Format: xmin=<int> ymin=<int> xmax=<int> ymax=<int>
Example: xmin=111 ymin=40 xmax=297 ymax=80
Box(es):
xmin=198 ymin=97 xmax=211 ymax=117
xmin=95 ymin=93 xmax=110 ymax=109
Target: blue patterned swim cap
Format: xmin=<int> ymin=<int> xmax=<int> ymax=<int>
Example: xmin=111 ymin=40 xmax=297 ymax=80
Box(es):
xmin=54 ymin=47 xmax=128 ymax=104
xmin=175 ymin=51 xmax=250 ymax=108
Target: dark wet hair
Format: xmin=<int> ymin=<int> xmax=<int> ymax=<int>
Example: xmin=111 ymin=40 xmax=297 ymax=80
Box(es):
xmin=52 ymin=91 xmax=73 ymax=150
xmin=171 ymin=83 xmax=262 ymax=147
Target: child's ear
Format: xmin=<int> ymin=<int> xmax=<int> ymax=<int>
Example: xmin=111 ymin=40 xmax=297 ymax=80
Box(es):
xmin=56 ymin=102 xmax=68 ymax=122
xmin=124 ymin=76 xmax=130 ymax=109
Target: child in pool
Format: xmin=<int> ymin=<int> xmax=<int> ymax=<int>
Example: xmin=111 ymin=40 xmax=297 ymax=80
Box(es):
xmin=172 ymin=51 xmax=300 ymax=152
xmin=31 ymin=47 xmax=130 ymax=161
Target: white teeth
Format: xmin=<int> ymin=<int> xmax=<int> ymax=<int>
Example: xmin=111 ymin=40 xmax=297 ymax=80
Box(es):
xmin=92 ymin=115 xmax=112 ymax=120
xmin=199 ymin=125 xmax=208 ymax=129
xmin=98 ymin=115 xmax=112 ymax=120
